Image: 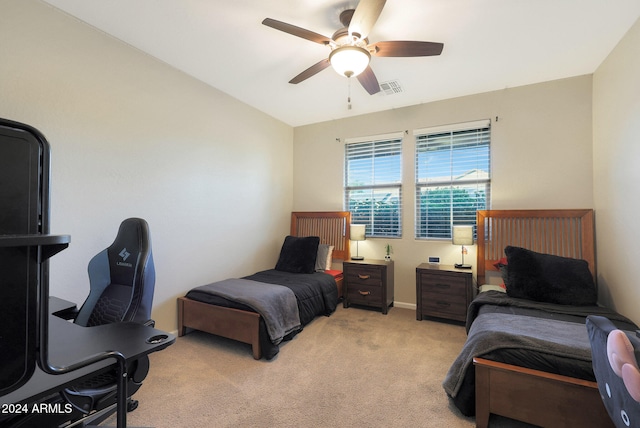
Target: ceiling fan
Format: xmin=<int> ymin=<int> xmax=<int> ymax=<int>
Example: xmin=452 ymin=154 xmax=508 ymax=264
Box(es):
xmin=262 ymin=0 xmax=444 ymax=95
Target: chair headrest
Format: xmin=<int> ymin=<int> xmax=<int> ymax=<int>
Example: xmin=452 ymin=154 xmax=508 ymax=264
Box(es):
xmin=107 ymin=218 xmax=150 ymax=286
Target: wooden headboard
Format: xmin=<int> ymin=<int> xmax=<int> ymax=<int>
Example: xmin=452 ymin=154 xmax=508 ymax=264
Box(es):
xmin=477 ymin=209 xmax=595 ymax=285
xmin=291 ymin=211 xmax=351 ymax=261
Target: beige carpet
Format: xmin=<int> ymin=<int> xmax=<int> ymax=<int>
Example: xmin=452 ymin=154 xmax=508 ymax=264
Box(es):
xmin=104 ymin=305 xmax=532 ymax=427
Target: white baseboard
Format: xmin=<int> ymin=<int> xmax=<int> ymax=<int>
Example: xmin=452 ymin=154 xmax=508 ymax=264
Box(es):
xmin=393 ymin=301 xmax=416 ymax=311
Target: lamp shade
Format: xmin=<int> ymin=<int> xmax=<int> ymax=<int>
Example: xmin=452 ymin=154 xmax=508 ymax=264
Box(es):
xmin=350 ymin=224 xmax=366 ymax=241
xmin=452 ymin=225 xmax=474 ymax=246
xmin=329 ymin=46 xmax=370 ymax=78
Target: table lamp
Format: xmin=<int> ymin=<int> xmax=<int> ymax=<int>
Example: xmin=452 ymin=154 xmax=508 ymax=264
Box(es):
xmin=350 ymin=224 xmax=366 ymax=260
xmin=452 ymin=225 xmax=473 ymax=269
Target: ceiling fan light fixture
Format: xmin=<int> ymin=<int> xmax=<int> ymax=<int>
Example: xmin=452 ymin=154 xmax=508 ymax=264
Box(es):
xmin=329 ymin=45 xmax=370 ymax=78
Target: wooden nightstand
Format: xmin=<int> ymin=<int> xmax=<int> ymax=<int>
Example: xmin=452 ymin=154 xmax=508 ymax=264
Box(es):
xmin=343 ymin=259 xmax=394 ymax=314
xmin=416 ymin=264 xmax=473 ymax=323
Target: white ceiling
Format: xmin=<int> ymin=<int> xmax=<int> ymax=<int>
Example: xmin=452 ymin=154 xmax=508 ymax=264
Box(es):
xmin=41 ymin=0 xmax=640 ymax=127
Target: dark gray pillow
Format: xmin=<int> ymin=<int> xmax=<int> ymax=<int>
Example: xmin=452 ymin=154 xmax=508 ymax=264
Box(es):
xmin=275 ymin=236 xmax=319 ymax=274
xmin=504 ymin=245 xmax=597 ymax=305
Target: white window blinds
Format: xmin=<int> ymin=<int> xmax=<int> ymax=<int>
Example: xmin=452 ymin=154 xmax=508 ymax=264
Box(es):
xmin=414 ymin=121 xmax=491 ymax=239
xmin=344 ymin=133 xmax=403 ymax=238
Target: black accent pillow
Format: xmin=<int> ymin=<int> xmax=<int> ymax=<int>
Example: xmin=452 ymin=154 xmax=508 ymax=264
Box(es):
xmin=275 ymin=236 xmax=320 ymax=274
xmin=504 ymin=245 xmax=597 ymax=305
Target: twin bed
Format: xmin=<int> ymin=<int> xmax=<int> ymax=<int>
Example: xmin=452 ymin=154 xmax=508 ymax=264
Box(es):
xmin=444 ymin=209 xmax=636 ymax=428
xmin=177 ymin=211 xmax=350 ymax=360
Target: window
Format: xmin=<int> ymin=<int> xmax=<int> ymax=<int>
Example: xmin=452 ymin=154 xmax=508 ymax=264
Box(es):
xmin=415 ymin=120 xmax=491 ymax=239
xmin=344 ymin=133 xmax=403 ymax=238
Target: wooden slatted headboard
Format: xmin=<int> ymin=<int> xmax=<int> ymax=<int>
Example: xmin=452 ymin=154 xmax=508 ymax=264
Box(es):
xmin=291 ymin=211 xmax=351 ymax=261
xmin=476 ymin=209 xmax=595 ymax=285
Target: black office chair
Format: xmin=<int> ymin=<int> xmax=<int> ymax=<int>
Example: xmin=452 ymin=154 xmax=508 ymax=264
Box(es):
xmin=59 ymin=217 xmax=156 ymax=424
xmin=587 ymin=315 xmax=640 ymax=428
xmin=11 ymin=217 xmax=157 ymax=427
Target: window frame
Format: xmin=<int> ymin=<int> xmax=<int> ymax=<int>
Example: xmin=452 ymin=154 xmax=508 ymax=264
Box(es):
xmin=343 ymin=132 xmax=404 ymax=239
xmin=414 ymin=120 xmax=491 ymax=240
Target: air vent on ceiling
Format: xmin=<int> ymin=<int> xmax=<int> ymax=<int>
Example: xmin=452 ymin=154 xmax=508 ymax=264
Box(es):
xmin=379 ymin=80 xmax=403 ymax=96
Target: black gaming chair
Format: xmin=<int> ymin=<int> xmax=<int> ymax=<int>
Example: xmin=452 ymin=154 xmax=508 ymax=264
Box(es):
xmin=61 ymin=217 xmax=156 ymax=423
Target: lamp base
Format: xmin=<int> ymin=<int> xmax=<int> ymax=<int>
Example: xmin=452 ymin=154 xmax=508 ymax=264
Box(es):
xmin=351 ymin=256 xmax=364 ymax=261
xmin=454 ymin=263 xmax=472 ymax=269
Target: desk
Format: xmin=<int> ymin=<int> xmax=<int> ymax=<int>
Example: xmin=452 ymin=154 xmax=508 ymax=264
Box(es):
xmin=1 ymin=297 xmax=175 ymax=406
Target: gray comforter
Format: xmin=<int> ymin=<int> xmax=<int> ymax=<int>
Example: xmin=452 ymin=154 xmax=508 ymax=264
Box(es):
xmin=443 ymin=312 xmax=592 ymax=398
xmin=188 ymin=278 xmax=301 ymax=345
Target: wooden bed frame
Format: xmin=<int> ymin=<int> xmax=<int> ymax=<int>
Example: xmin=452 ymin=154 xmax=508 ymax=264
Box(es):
xmin=177 ymin=211 xmax=351 ymax=359
xmin=472 ymin=209 xmax=613 ymax=428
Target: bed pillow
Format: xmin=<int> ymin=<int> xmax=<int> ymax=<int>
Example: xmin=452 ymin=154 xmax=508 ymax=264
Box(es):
xmin=325 ymin=245 xmax=334 ymax=270
xmin=587 ymin=316 xmax=640 ymax=427
xmin=478 ymin=284 xmax=507 ymax=293
xmin=275 ymin=235 xmax=320 ymax=274
xmin=504 ymin=245 xmax=597 ymax=305
xmin=316 ymin=244 xmax=331 ymax=271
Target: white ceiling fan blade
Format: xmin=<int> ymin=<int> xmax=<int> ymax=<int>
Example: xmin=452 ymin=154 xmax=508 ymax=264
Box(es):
xmin=349 ymin=0 xmax=386 ymax=39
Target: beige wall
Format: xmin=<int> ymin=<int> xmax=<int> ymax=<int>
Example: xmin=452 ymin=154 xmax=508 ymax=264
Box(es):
xmin=593 ymin=18 xmax=640 ymax=325
xmin=294 ymin=76 xmax=594 ymax=307
xmin=0 ymin=0 xmax=293 ymax=331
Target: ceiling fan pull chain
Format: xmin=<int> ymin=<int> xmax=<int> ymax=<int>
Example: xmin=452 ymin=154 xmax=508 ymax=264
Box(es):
xmin=347 ymin=77 xmax=352 ymax=110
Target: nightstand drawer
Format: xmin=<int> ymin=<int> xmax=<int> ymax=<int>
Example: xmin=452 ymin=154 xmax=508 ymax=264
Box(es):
xmin=422 ymin=294 xmax=467 ymax=318
xmin=420 ymin=273 xmax=467 ymax=297
xmin=345 ymin=267 xmax=383 ymax=287
xmin=346 ymin=284 xmax=382 ymax=305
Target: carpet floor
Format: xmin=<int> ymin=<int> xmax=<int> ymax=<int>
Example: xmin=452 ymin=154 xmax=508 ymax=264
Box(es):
xmin=104 ymin=305 xmax=534 ymax=427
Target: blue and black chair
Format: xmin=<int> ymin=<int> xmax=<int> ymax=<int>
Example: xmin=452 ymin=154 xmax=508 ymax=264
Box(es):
xmin=62 ymin=217 xmax=156 ymax=423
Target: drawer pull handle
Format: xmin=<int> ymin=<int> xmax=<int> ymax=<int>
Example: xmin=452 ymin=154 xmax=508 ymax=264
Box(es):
xmin=358 ymin=290 xmax=371 ymax=296
xmin=436 ymin=301 xmax=451 ymax=307
xmin=358 ymin=274 xmax=371 ymax=280
xmin=435 ymin=283 xmax=450 ymax=289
